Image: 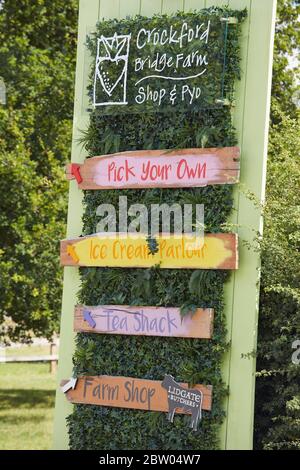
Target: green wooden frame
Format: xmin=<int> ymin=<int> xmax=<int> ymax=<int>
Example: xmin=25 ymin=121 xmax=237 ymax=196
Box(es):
xmin=53 ymin=0 xmax=276 ymax=450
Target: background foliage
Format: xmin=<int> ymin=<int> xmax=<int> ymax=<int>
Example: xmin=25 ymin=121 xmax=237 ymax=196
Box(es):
xmin=0 ymin=0 xmax=78 ymax=341
xmin=254 ymin=0 xmax=300 ymax=450
xmin=67 ymin=7 xmax=246 ymax=450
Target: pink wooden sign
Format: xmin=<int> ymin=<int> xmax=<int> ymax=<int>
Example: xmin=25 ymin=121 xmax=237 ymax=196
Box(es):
xmin=66 ymin=147 xmax=240 ymax=189
xmin=74 ymin=305 xmax=214 ymax=339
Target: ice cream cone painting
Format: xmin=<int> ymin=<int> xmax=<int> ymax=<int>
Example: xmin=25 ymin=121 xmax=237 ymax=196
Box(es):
xmin=93 ymin=32 xmax=131 ymax=106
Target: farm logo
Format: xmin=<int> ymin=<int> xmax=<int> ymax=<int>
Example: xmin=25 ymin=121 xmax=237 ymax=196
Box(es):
xmin=93 ymin=33 xmax=131 ymax=106
xmin=161 ymin=374 xmax=203 ymax=431
xmin=92 ymin=19 xmax=221 ymax=111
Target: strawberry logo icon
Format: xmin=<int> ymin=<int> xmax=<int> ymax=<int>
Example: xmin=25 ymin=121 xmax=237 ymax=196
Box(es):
xmin=94 ymin=32 xmax=131 ymax=106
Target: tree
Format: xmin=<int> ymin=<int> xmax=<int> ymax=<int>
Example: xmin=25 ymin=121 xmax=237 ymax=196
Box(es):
xmin=254 ymin=0 xmax=300 ymax=449
xmin=0 ymin=0 xmax=78 ymax=342
xmin=271 ymin=0 xmax=299 ymax=119
xmin=255 ymin=105 xmax=300 ymax=449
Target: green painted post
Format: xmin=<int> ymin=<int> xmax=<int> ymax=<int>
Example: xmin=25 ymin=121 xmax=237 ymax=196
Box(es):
xmin=52 ymin=0 xmax=101 ymax=450
xmin=53 ymin=0 xmax=276 ymax=449
xmin=220 ymin=0 xmax=277 ymax=450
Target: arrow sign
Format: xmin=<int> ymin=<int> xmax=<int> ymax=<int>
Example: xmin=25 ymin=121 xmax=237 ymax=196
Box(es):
xmin=67 ymin=244 xmax=79 ymax=264
xmin=61 ymin=375 xmax=213 ymax=412
xmin=65 ymin=147 xmax=240 ymax=190
xmin=61 ymin=377 xmax=78 ymax=394
xmin=75 ymin=305 xmax=214 ymax=339
xmin=83 ymin=309 xmax=96 ymax=329
xmin=60 ymin=233 xmax=238 ymax=270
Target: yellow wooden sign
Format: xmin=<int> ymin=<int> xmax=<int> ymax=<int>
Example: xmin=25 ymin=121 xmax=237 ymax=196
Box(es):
xmin=60 ymin=232 xmax=238 ymax=269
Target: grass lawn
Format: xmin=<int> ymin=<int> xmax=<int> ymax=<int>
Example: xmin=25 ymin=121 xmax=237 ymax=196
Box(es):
xmin=5 ymin=344 xmax=52 ymax=357
xmin=0 ymin=362 xmax=56 ymax=450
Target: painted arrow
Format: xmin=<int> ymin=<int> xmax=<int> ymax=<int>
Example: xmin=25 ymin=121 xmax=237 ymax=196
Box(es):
xmin=61 ymin=377 xmax=78 ymax=394
xmin=67 ymin=244 xmax=79 ymax=264
xmin=70 ymin=163 xmax=83 ymax=184
xmin=83 ymin=309 xmax=96 ymax=329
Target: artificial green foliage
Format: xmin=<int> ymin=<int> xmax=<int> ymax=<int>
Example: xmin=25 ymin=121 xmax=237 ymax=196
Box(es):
xmin=67 ymin=7 xmax=246 ymax=450
xmin=146 ymin=236 xmax=159 ymax=255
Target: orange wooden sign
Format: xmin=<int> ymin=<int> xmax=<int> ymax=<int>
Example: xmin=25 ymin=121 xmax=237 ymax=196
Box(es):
xmin=61 ymin=375 xmax=212 ymax=412
xmin=74 ymin=305 xmax=214 ymax=339
xmin=60 ymin=232 xmax=238 ymax=270
xmin=66 ymin=147 xmax=240 ymax=190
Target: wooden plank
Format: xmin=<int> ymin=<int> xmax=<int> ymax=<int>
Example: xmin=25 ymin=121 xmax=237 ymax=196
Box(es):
xmin=220 ymin=0 xmax=251 ymax=450
xmin=0 ymin=355 xmax=58 ymax=363
xmin=60 ymin=232 xmax=238 ymax=269
xmin=184 ymin=1 xmax=206 ymax=11
xmin=221 ymin=0 xmax=276 ymax=450
xmin=66 ymin=147 xmax=240 ymax=189
xmin=74 ymin=305 xmax=214 ymax=338
xmin=119 ymin=0 xmax=141 ymax=17
xmin=100 ymin=0 xmax=120 ymax=20
xmin=162 ymin=0 xmax=184 ymax=13
xmin=61 ymin=375 xmax=212 ymax=412
xmin=206 ymin=0 xmax=229 ymax=7
xmin=140 ymin=0 xmax=162 ymax=16
xmin=53 ymin=0 xmax=101 ymax=451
